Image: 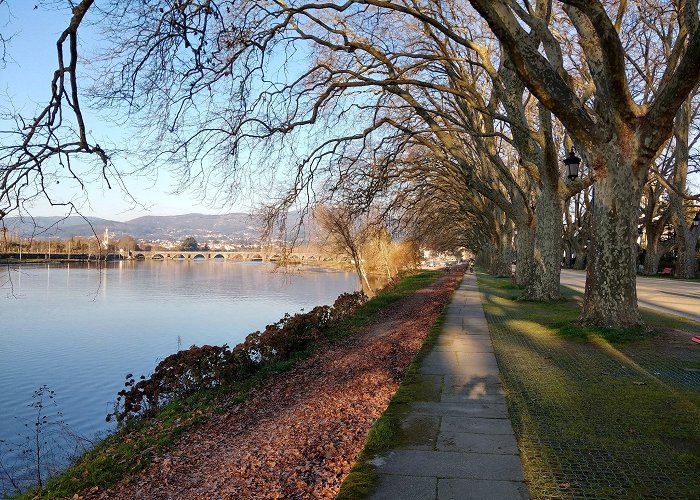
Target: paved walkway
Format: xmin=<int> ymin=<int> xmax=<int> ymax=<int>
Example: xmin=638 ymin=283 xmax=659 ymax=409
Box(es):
xmin=368 ymin=272 xmax=530 ymax=499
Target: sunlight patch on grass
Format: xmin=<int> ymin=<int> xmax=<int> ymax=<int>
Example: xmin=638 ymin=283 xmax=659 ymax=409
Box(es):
xmin=477 ymin=273 xmax=700 ymax=498
xmin=505 ymin=319 xmax=556 ymax=340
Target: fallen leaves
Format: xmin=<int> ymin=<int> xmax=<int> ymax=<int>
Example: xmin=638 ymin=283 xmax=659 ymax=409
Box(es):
xmin=85 ymin=269 xmax=462 ymax=500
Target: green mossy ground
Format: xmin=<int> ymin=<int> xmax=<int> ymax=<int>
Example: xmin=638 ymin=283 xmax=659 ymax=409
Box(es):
xmin=479 ymin=273 xmax=700 ymax=498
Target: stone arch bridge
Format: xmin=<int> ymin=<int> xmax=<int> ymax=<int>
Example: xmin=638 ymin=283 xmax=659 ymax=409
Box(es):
xmin=129 ymin=250 xmax=345 ymax=263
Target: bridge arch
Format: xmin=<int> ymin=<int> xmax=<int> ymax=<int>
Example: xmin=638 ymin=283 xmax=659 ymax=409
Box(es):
xmin=250 ymin=254 xmax=263 ymax=262
xmin=152 ymin=254 xmax=164 ymax=260
xmin=193 ymin=254 xmax=206 ymax=260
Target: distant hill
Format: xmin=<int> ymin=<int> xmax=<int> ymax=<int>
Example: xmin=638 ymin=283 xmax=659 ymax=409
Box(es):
xmin=0 ymin=212 xmax=311 ymax=243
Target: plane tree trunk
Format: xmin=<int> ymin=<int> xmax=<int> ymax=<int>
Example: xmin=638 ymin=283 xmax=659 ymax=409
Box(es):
xmin=579 ymin=147 xmax=645 ymax=327
xmin=643 ymin=237 xmax=664 ymax=275
xmin=675 ymin=228 xmax=698 ymax=279
xmin=514 ymin=225 xmax=534 ymax=286
xmin=521 ymin=107 xmax=563 ymax=301
xmin=521 ymin=183 xmax=563 ymax=300
xmin=669 ymin=100 xmax=699 ymax=279
xmin=492 ymin=227 xmax=513 ymax=277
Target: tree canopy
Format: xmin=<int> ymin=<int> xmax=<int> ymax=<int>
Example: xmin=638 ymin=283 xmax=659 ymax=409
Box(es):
xmin=180 ymin=237 xmax=199 ymax=251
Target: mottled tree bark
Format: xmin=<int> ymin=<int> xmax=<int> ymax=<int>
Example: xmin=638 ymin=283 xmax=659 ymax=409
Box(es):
xmin=574 ymin=252 xmax=587 ymax=270
xmin=579 ymin=148 xmax=645 ymax=327
xmin=521 ymin=107 xmax=563 ymax=300
xmin=514 ymin=225 xmax=534 ymax=286
xmin=643 ymin=237 xmax=664 ymax=275
xmin=669 ymin=100 xmax=699 ymax=279
xmin=675 ymin=229 xmax=698 ymax=278
xmin=492 ymin=228 xmax=513 ymax=277
xmin=522 ymin=183 xmax=563 ymax=300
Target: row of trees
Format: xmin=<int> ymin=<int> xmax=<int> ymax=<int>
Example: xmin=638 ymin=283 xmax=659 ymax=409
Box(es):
xmin=1 ymin=1 xmax=699 ymax=328
xmin=0 ymin=234 xmax=139 ymax=255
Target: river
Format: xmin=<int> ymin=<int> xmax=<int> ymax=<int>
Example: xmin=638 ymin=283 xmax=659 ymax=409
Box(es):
xmin=0 ymin=260 xmax=360 ymax=491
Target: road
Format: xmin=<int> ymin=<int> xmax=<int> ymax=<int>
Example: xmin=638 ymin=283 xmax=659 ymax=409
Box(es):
xmin=560 ymin=269 xmax=700 ymax=323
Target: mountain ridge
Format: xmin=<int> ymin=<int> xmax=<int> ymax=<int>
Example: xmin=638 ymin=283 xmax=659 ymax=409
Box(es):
xmin=1 ymin=213 xmax=276 ymax=243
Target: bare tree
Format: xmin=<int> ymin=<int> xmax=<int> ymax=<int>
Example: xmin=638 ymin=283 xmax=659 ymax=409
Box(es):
xmin=315 ymin=204 xmax=374 ymax=294
xmin=0 ymin=0 xmax=10 ymax=67
xmin=0 ymin=0 xmax=125 ymax=222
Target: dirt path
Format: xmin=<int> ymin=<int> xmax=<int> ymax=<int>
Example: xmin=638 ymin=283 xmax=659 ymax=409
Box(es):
xmin=87 ymin=269 xmax=463 ymax=500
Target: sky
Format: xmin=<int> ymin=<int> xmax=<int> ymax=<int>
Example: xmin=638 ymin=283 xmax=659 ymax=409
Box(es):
xmin=1 ymin=2 xmax=255 ymax=221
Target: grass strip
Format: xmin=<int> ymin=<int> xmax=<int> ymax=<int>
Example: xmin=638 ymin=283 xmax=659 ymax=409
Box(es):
xmin=477 ymin=273 xmax=700 ymax=498
xmin=17 ymin=270 xmax=442 ymax=499
xmin=330 ymin=271 xmax=443 ymax=338
xmin=337 ymin=274 xmax=453 ymax=499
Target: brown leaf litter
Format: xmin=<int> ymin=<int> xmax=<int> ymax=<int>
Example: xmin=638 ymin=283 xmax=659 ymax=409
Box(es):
xmin=85 ymin=269 xmax=463 ymax=500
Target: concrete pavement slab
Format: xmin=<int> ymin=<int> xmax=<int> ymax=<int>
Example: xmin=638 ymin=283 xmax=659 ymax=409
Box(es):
xmin=440 ymin=416 xmax=515 ymax=435
xmin=370 ymin=449 xmax=525 ymax=480
xmin=362 ymin=273 xmax=529 ymax=499
xmin=438 ymin=478 xmax=530 ymax=499
xmin=398 ymin=414 xmax=441 ymax=450
xmin=419 ymin=350 xmax=462 ymax=375
xmin=409 ymin=401 xmax=509 ymax=418
xmin=443 ymin=374 xmax=503 ymax=393
xmin=434 ymin=337 xmax=494 ymax=352
xmin=436 ymin=431 xmax=520 ymax=454
xmin=439 ymin=392 xmax=507 ymax=404
xmin=371 ymin=474 xmax=437 ymax=499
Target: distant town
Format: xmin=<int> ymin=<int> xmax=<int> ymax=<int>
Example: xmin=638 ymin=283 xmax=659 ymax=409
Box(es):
xmin=0 ymin=213 xmax=464 ymax=268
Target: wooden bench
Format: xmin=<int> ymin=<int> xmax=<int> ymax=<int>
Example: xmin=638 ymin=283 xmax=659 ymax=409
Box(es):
xmin=658 ymin=267 xmax=673 ymax=275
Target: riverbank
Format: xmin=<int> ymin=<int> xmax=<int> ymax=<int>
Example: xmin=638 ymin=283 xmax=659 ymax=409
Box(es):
xmin=0 ymin=254 xmax=125 ymax=264
xmin=16 ymin=268 xmax=463 ymax=499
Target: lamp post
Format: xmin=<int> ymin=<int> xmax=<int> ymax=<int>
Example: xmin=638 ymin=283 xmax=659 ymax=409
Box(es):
xmin=563 ymin=149 xmax=581 ymax=181
xmin=693 ymin=211 xmax=700 ymax=228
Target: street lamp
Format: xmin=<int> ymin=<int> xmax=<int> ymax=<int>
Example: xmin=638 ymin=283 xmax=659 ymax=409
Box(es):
xmin=693 ymin=211 xmax=700 ymax=227
xmin=563 ymin=149 xmax=581 ymax=181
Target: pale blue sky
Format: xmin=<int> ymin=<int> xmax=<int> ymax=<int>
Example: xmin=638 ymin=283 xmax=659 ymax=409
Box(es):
xmin=1 ymin=1 xmax=255 ymax=221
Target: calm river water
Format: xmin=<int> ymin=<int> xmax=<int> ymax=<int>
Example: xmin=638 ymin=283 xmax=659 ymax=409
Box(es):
xmin=0 ymin=260 xmax=359 ymax=484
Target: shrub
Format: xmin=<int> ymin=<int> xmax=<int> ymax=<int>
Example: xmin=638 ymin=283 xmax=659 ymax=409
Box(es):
xmin=111 ymin=291 xmax=366 ymax=422
xmin=113 ymin=344 xmax=233 ymax=421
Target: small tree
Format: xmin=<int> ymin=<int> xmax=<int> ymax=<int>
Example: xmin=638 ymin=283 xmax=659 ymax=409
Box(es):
xmin=315 ymin=205 xmax=374 ymax=295
xmin=180 ymin=237 xmax=198 ymax=251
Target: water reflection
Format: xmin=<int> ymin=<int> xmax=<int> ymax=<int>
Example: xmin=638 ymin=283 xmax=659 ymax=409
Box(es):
xmin=0 ymin=261 xmax=359 ymax=467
